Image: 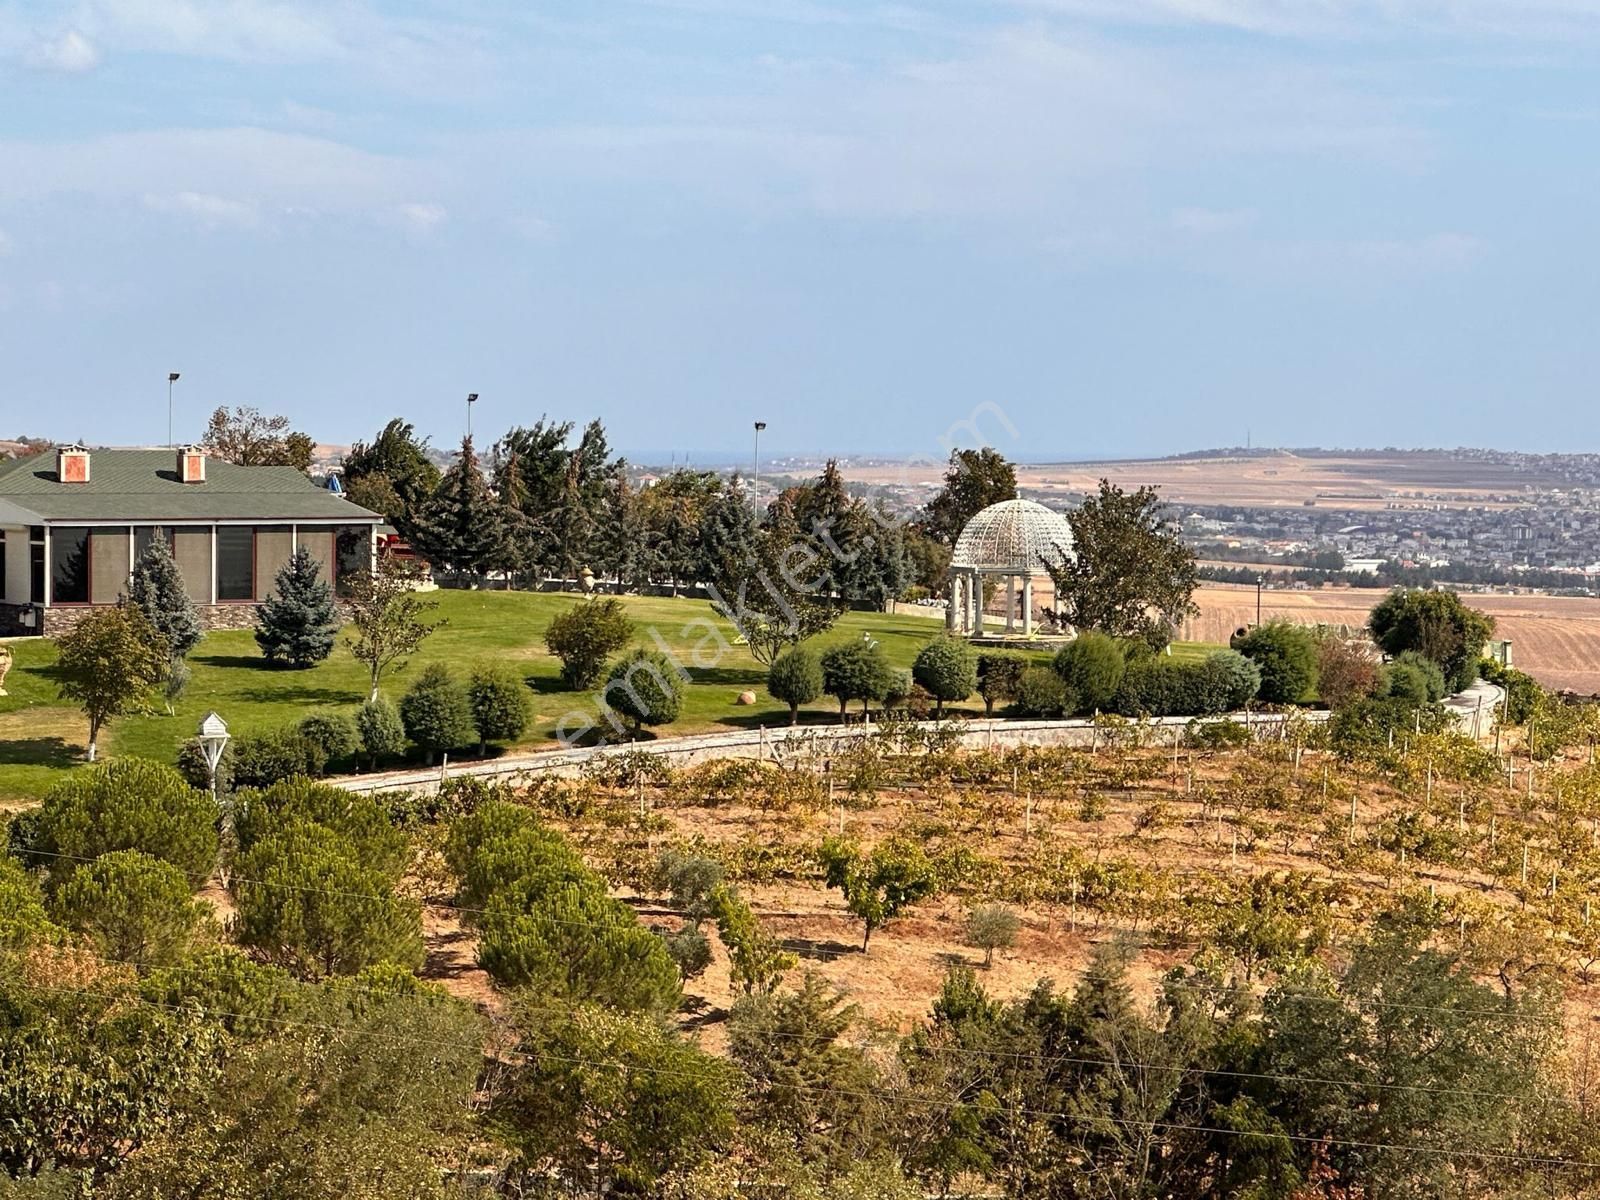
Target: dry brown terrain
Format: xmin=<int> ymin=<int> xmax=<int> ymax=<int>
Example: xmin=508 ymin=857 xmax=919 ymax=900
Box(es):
xmin=1188 ymin=583 xmax=1600 ymax=694
xmin=841 ymin=450 xmax=1552 ymax=511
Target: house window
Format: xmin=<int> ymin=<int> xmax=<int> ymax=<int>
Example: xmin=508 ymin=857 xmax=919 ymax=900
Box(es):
xmin=217 ymin=527 xmax=255 ymax=602
xmin=29 ymin=528 xmax=44 ymax=604
xmin=50 ymin=526 xmax=91 ymax=605
xmin=336 ymin=526 xmax=370 ymax=595
xmin=134 ymin=526 xmax=177 ymax=562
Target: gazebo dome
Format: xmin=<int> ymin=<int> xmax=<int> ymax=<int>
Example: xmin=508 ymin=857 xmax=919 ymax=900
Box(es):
xmin=950 ymin=498 xmax=1075 ymax=575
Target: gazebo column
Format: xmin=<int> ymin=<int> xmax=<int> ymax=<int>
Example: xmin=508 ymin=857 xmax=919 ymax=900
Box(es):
xmin=946 ymin=576 xmax=960 ymax=632
xmin=1022 ymin=574 xmax=1033 ymax=635
xmin=969 ymin=573 xmax=980 ymax=635
xmin=1005 ymin=575 xmax=1015 ymax=635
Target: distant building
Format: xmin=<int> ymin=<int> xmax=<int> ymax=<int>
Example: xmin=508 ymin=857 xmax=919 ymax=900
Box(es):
xmin=0 ymin=446 xmax=381 ymax=637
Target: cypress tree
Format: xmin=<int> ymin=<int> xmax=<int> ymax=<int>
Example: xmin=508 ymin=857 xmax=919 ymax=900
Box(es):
xmin=410 ymin=436 xmax=510 ymax=583
xmin=255 ymin=548 xmax=338 ymax=668
xmin=128 ymin=531 xmax=202 ymax=660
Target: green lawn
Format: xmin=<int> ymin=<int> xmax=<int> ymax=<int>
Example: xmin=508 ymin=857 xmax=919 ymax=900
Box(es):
xmin=0 ymin=592 xmax=1223 ymax=804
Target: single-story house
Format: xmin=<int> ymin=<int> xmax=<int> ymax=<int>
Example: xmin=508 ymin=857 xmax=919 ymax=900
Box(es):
xmin=0 ymin=444 xmax=382 ymax=637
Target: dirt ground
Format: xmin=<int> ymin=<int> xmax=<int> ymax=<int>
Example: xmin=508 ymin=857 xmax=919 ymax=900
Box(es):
xmin=1187 ymin=583 xmax=1600 ymax=693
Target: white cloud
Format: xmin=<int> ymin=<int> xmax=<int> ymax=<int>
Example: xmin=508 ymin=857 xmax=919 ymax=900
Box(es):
xmin=392 ymin=202 xmax=448 ymax=234
xmin=1173 ymin=206 xmax=1258 ymax=234
xmin=26 ymin=29 xmax=101 ymax=72
xmin=143 ymin=190 xmax=261 ymax=229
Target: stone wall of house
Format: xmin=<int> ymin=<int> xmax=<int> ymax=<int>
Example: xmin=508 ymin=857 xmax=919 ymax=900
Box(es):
xmin=41 ymin=603 xmax=263 ymax=638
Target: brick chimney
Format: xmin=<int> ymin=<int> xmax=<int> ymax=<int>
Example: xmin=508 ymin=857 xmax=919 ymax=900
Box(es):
xmin=178 ymin=445 xmax=206 ymax=484
xmin=56 ymin=444 xmax=90 ymax=484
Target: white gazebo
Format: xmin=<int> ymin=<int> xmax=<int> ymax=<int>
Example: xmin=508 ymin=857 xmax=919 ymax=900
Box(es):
xmin=946 ymin=498 xmax=1076 ymax=640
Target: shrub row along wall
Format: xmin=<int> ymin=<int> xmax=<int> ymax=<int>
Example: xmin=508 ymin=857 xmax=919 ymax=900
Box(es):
xmin=332 ymin=711 xmax=1330 ymax=797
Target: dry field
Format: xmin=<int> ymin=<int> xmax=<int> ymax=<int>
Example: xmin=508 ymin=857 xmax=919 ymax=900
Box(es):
xmin=1188 ymin=583 xmax=1600 ymax=694
xmin=840 ymin=450 xmax=1553 ymax=511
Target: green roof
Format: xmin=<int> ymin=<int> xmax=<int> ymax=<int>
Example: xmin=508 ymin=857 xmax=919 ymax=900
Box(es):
xmin=0 ymin=450 xmax=381 ymax=523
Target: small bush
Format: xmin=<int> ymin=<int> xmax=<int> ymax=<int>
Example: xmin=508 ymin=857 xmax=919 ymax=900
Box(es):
xmin=976 ymin=650 xmax=1028 ymax=718
xmin=356 ymin=696 xmax=406 ymax=768
xmin=400 ymin=664 xmax=478 ymax=764
xmin=602 ymin=649 xmax=685 ymax=734
xmin=1016 ymin=666 xmax=1071 ymax=718
xmin=912 ymin=637 xmax=978 ymax=716
xmin=768 ymin=645 xmax=824 ymax=725
xmin=1233 ymin=621 xmax=1318 ymax=704
xmin=1315 ymin=635 xmax=1382 ymax=709
xmin=545 ymin=597 xmax=635 ymax=690
xmin=232 ymin=728 xmax=328 ymax=788
xmin=1053 ymin=633 xmax=1126 ymax=715
xmin=964 ymin=904 xmax=1020 ymax=968
xmin=819 ymin=641 xmax=895 ymax=720
xmin=663 ymin=926 xmax=714 ymax=981
xmin=1187 ymin=719 xmax=1252 ymax=750
xmin=1205 ymin=650 xmax=1262 ymax=710
xmin=468 ymin=664 xmax=534 ymax=754
xmin=298 ymin=712 xmax=361 ymax=768
xmin=1391 ymin=650 xmax=1447 ymax=702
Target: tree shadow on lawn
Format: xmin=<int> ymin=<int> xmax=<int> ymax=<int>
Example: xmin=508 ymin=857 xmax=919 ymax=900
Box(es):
xmin=190 ymin=653 xmax=274 ymax=670
xmin=710 ymin=711 xmax=852 ymax=731
xmin=234 ymin=684 xmax=362 ymax=706
xmin=687 ymin=666 xmax=767 ymax=688
xmin=0 ymin=737 xmax=78 ymax=769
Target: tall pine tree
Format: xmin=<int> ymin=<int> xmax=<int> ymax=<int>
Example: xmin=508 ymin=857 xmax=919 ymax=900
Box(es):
xmin=128 ymin=531 xmax=202 ymax=660
xmin=255 ymin=547 xmax=338 ymax=668
xmin=410 ymin=436 xmax=510 ymax=583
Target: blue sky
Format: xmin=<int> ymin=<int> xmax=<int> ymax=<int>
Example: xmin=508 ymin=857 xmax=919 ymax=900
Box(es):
xmin=1 ymin=0 xmax=1598 ymax=462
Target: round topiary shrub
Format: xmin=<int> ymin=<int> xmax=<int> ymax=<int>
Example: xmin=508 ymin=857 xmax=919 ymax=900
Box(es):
xmin=298 ymin=712 xmax=361 ymax=769
xmin=819 ymin=640 xmax=894 ymax=721
xmin=468 ymin=664 xmax=535 ymax=754
xmin=356 ymin=696 xmax=406 ymax=768
xmin=912 ymin=637 xmax=978 ymax=717
xmin=400 ymin=664 xmax=478 ymax=764
xmin=602 ymin=649 xmax=685 ymax=736
xmin=768 ymin=645 xmax=824 ymax=725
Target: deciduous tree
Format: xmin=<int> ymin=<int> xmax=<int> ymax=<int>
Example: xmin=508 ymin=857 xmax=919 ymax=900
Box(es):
xmin=344 ymin=552 xmax=441 ymax=701
xmin=55 ymin=605 xmax=169 ymax=761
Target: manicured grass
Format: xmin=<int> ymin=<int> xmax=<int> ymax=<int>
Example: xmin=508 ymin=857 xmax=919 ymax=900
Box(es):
xmin=0 ymin=593 xmax=1226 ymax=803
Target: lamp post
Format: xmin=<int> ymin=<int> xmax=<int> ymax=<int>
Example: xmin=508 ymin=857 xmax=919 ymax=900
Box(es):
xmin=197 ymin=711 xmax=230 ymax=804
xmin=466 ymin=393 xmax=479 ymax=440
xmin=167 ymin=372 xmax=181 ymax=446
xmin=1256 ymin=574 xmax=1264 ymax=628
xmin=752 ymin=420 xmax=767 ymax=513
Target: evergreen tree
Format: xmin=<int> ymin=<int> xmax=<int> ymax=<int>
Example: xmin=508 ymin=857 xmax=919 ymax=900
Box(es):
xmin=254 ymin=548 xmax=338 ymax=669
xmin=593 ymin=469 xmax=650 ymax=592
xmin=921 ymin=447 xmax=1018 ymax=545
xmin=128 ymin=531 xmax=202 ymax=661
xmin=697 ymin=476 xmax=760 ymax=603
xmin=340 ymin=418 xmax=440 ymax=540
xmin=409 ymin=436 xmax=509 ymax=582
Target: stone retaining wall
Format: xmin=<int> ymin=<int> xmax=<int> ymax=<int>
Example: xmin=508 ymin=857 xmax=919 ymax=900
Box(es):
xmin=334 ymin=711 xmax=1328 ymax=796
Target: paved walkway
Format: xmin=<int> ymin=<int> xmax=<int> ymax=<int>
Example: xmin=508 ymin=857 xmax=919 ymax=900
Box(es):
xmin=1443 ymin=678 xmax=1506 ymax=739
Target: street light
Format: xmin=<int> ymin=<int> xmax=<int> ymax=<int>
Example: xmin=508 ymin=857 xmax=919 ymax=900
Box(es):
xmin=167 ymin=372 xmax=181 ymax=446
xmin=752 ymin=420 xmax=767 ymax=513
xmin=466 ymin=393 xmax=479 ymax=440
xmin=1255 ymin=574 xmax=1264 ymax=627
xmin=197 ymin=711 xmax=230 ymax=804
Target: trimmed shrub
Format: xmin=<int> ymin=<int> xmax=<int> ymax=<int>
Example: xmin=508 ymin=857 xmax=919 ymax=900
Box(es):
xmin=1233 ymin=621 xmax=1319 ymax=704
xmin=51 ymin=849 xmax=213 ymax=966
xmin=445 ymin=801 xmax=588 ymax=910
xmin=602 ymin=649 xmax=685 ymax=734
xmin=1392 ymin=650 xmax=1448 ymax=702
xmin=356 ymin=696 xmax=406 ymax=768
xmin=1015 ymin=666 xmax=1071 ymax=718
xmin=468 ymin=664 xmax=534 ymax=754
xmin=912 ymin=637 xmax=978 ymax=716
xmin=976 ymin=650 xmax=1028 ymax=718
xmin=26 ymin=759 xmax=218 ymax=888
xmin=1053 ymin=633 xmax=1126 ymax=715
xmin=545 ymin=597 xmax=635 ymax=690
xmin=298 ymin=712 xmax=361 ymax=769
xmin=819 ymin=640 xmax=894 ymax=720
xmin=400 ymin=664 xmax=478 ymax=764
xmin=231 ymin=727 xmax=328 ymax=787
xmin=768 ymin=645 xmax=824 ymax=725
xmin=964 ymin=903 xmax=1020 ymax=968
